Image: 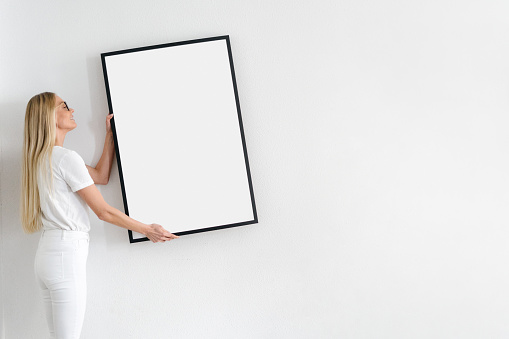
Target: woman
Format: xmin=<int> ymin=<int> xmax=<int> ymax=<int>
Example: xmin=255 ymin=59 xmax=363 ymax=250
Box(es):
xmin=21 ymin=92 xmax=178 ymax=338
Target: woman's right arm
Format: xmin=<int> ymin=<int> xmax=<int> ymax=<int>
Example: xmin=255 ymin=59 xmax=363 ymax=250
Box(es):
xmin=77 ymin=184 xmax=178 ymax=243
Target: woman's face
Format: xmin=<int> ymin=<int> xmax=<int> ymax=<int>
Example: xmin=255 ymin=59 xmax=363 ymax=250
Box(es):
xmin=54 ymin=95 xmax=76 ymax=131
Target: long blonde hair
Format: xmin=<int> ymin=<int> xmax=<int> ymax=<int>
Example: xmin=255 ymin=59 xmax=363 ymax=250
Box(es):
xmin=21 ymin=92 xmax=56 ymax=234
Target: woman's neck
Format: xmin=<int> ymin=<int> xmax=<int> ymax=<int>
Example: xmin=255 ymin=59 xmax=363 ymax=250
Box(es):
xmin=55 ymin=130 xmax=67 ymax=147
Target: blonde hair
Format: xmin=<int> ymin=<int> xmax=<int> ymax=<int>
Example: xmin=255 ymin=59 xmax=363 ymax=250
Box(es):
xmin=21 ymin=92 xmax=56 ymax=234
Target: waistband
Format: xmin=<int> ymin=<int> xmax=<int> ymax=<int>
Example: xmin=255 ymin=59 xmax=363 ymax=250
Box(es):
xmin=41 ymin=229 xmax=89 ymax=240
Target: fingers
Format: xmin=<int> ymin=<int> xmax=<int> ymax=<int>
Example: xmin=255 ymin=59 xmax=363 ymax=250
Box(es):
xmin=161 ymin=233 xmax=179 ymax=241
xmin=151 ymin=237 xmax=168 ymax=243
xmin=149 ymin=234 xmax=179 ymax=243
xmin=165 ymin=232 xmax=179 ymax=239
xmin=161 ymin=227 xmax=179 ymax=239
xmin=151 ymin=238 xmax=176 ymax=243
xmin=148 ymin=224 xmax=179 ymax=243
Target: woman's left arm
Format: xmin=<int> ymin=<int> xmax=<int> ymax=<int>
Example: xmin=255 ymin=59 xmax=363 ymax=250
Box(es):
xmin=87 ymin=114 xmax=115 ymax=185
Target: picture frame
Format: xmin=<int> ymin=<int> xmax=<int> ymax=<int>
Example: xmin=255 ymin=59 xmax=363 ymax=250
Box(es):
xmin=101 ymin=35 xmax=257 ymax=243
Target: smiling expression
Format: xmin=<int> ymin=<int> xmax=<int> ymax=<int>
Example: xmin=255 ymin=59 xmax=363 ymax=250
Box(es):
xmin=54 ymin=95 xmax=76 ymax=131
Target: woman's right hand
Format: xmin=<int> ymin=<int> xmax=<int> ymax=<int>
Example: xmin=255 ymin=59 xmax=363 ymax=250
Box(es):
xmin=145 ymin=224 xmax=179 ymax=243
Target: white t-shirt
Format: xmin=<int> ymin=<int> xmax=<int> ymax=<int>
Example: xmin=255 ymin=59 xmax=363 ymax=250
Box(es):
xmin=38 ymin=146 xmax=95 ymax=232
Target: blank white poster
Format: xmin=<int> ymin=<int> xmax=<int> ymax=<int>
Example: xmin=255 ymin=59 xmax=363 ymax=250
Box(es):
xmin=102 ymin=36 xmax=257 ymax=242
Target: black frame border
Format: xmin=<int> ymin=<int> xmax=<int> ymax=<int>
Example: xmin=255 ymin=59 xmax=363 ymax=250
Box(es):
xmin=101 ymin=35 xmax=258 ymax=243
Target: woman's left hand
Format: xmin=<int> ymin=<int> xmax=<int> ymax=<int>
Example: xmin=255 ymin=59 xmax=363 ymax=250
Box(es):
xmin=106 ymin=113 xmax=114 ymax=134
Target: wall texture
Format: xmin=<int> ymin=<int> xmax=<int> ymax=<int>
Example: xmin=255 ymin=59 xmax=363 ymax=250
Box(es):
xmin=2 ymin=0 xmax=509 ymax=338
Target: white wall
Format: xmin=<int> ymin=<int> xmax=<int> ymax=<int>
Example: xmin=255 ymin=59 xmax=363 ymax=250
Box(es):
xmin=2 ymin=0 xmax=509 ymax=338
xmin=1 ymin=135 xmax=4 ymax=338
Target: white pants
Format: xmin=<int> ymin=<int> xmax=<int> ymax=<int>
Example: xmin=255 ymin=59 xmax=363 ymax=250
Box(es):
xmin=34 ymin=230 xmax=89 ymax=339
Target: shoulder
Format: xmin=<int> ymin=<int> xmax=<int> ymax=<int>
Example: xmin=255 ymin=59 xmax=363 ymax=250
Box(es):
xmin=52 ymin=146 xmax=93 ymax=192
xmin=53 ymin=146 xmax=86 ymax=168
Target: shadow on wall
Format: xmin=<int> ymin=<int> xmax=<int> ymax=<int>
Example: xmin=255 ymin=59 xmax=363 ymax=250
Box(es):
xmin=1 ymin=100 xmax=50 ymax=335
xmin=1 ymin=100 xmax=26 ymax=223
xmin=83 ymin=55 xmax=137 ymax=246
xmin=85 ymin=55 xmax=110 ymax=162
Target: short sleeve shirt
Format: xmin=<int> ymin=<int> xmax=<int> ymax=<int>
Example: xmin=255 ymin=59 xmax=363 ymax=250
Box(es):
xmin=38 ymin=146 xmax=95 ymax=232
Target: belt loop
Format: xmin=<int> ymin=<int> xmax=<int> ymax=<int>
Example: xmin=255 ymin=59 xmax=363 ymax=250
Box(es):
xmin=61 ymin=230 xmax=65 ymax=240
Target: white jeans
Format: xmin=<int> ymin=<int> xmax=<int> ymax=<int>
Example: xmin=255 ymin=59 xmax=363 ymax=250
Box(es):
xmin=34 ymin=230 xmax=89 ymax=339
